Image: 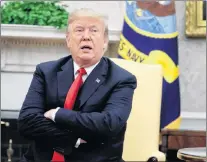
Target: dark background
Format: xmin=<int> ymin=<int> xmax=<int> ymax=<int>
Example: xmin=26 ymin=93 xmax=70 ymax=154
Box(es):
xmin=203 ymin=1 xmax=206 ymax=20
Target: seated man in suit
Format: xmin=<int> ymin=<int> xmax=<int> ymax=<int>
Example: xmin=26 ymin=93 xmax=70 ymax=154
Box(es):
xmin=18 ymin=8 xmax=137 ymax=162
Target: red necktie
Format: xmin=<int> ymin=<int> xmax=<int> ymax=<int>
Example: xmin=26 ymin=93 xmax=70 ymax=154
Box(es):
xmin=52 ymin=68 xmax=87 ymax=162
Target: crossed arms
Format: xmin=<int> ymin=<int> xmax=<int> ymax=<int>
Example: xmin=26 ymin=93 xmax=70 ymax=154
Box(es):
xmin=18 ymin=64 xmax=137 ymax=151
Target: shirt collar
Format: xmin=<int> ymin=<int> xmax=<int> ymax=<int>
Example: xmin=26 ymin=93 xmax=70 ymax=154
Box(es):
xmin=73 ymin=61 xmax=100 ymax=76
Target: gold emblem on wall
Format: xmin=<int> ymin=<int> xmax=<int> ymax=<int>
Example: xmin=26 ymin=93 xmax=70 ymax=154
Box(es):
xmin=186 ymin=1 xmax=206 ymax=38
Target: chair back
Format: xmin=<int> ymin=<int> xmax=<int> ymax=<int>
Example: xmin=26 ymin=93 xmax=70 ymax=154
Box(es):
xmin=110 ymin=58 xmax=165 ymax=161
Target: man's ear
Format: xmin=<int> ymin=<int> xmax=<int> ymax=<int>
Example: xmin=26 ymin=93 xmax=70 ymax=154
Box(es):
xmin=103 ymin=43 xmax=107 ymax=49
xmin=103 ymin=36 xmax=109 ymax=50
xmin=104 ymin=36 xmax=109 ymax=45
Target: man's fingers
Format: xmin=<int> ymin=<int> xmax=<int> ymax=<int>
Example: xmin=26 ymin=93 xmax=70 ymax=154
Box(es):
xmin=44 ymin=111 xmax=49 ymax=118
xmin=80 ymin=139 xmax=87 ymax=144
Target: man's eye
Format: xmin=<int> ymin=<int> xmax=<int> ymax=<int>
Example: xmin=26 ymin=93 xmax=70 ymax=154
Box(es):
xmin=91 ymin=29 xmax=98 ymax=32
xmin=76 ymin=29 xmax=83 ymax=32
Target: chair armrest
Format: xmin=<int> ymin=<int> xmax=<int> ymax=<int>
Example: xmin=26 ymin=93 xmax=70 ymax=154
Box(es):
xmin=147 ymin=151 xmax=166 ymax=162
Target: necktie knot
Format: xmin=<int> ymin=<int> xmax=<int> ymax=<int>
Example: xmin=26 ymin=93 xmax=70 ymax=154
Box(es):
xmin=78 ymin=68 xmax=87 ymax=75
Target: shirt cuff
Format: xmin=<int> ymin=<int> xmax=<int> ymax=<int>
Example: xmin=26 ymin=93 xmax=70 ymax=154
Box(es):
xmin=75 ymin=138 xmax=81 ymax=148
xmin=51 ymin=107 xmax=60 ymax=122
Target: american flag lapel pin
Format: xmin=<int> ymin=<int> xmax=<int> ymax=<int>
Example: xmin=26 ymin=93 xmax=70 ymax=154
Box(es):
xmin=96 ymin=78 xmax=100 ymax=83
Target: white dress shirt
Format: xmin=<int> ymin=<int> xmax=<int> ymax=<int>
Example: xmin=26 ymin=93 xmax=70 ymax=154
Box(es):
xmin=51 ymin=60 xmax=100 ymax=148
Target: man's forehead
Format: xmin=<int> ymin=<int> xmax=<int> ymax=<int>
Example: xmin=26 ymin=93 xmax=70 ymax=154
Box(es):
xmin=71 ymin=17 xmax=104 ymax=27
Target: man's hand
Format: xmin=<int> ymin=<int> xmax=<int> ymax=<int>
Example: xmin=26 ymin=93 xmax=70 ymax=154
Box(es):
xmin=44 ymin=109 xmax=57 ymax=120
xmin=45 ymin=109 xmax=88 ymax=146
xmin=80 ymin=138 xmax=87 ymax=144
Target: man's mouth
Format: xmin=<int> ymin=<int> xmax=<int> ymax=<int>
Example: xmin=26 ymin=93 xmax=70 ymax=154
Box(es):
xmin=81 ymin=45 xmax=92 ymax=50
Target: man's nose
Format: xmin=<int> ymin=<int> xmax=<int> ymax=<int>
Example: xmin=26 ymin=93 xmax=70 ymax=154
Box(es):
xmin=82 ymin=29 xmax=91 ymax=40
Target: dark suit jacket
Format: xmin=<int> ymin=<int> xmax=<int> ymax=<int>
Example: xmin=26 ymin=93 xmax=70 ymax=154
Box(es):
xmin=18 ymin=56 xmax=137 ymax=162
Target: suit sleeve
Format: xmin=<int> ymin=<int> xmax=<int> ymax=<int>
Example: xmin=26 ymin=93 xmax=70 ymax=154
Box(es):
xmin=55 ymin=75 xmax=137 ymax=137
xmin=18 ymin=65 xmax=78 ymax=149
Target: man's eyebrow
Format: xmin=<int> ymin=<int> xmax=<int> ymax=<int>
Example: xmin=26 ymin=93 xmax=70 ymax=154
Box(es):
xmin=89 ymin=25 xmax=98 ymax=28
xmin=74 ymin=25 xmax=84 ymax=28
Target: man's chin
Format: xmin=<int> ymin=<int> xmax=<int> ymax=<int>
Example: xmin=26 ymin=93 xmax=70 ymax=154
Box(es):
xmin=79 ymin=54 xmax=94 ymax=61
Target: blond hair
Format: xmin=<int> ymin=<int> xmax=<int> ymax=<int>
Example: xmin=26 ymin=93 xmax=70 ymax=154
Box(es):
xmin=67 ymin=8 xmax=109 ymax=53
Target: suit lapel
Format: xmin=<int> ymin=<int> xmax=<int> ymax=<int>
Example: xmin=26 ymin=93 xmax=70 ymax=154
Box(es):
xmin=57 ymin=58 xmax=74 ymax=107
xmin=78 ymin=58 xmax=108 ymax=109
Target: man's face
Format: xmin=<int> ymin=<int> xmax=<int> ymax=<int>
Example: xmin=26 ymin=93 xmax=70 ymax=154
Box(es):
xmin=66 ymin=16 xmax=108 ymax=67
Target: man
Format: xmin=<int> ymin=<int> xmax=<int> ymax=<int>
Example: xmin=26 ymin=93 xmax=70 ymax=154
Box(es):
xmin=18 ymin=8 xmax=137 ymax=162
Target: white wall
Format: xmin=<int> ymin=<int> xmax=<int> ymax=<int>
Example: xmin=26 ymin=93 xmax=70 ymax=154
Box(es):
xmin=1 ymin=73 xmax=32 ymax=111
